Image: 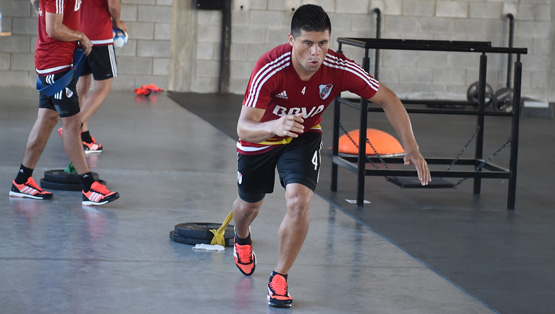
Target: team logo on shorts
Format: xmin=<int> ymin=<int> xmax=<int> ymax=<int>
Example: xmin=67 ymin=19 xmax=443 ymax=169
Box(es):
xmin=319 ymin=84 xmax=333 ymax=100
xmin=237 ymin=171 xmax=243 ymax=184
xmin=65 ymin=87 xmax=73 ymax=99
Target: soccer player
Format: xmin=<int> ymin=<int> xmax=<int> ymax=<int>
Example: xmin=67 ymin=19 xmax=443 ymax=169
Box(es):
xmin=231 ymin=4 xmax=431 ymax=308
xmin=70 ymin=0 xmax=129 ymax=153
xmin=10 ymin=0 xmax=119 ymax=206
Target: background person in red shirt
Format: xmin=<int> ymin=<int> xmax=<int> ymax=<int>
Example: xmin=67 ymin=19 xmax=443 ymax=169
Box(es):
xmin=10 ymin=0 xmax=119 ymax=206
xmin=72 ymin=0 xmax=129 ymax=153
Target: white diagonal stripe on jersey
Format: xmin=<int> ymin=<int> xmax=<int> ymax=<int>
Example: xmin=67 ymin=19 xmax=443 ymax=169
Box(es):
xmin=323 ymin=61 xmax=379 ymax=91
xmin=324 ymin=54 xmax=379 ymax=91
xmin=324 ymin=55 xmax=379 ymax=90
xmin=247 ymin=62 xmax=290 ymax=108
xmin=244 ymin=52 xmax=291 ymax=108
xmin=57 ymin=0 xmax=64 ymax=14
xmin=245 ymin=52 xmax=290 ymax=106
xmin=329 ymin=54 xmax=379 ymax=88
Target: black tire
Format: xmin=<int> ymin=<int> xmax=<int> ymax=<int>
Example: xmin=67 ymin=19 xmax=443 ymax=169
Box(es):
xmin=174 ymin=222 xmax=234 ymax=239
xmin=43 ymin=169 xmax=100 ymax=184
xmin=169 ymin=230 xmax=233 ymax=247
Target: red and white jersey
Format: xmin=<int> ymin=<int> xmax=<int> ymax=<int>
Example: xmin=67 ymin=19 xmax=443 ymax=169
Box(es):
xmin=238 ymin=43 xmax=379 ymax=155
xmin=35 ymin=0 xmax=82 ymax=75
xmin=81 ymin=0 xmax=113 ymax=45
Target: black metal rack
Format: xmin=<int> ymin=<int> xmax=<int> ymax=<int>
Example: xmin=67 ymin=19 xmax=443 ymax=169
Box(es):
xmin=330 ymin=38 xmax=527 ymax=210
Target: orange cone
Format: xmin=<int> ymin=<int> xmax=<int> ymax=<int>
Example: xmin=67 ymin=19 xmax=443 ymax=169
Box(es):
xmin=337 ymin=129 xmax=405 ymax=157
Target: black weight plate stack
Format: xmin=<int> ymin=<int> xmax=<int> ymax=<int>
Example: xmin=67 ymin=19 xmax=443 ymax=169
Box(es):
xmin=169 ymin=222 xmax=235 ymax=247
xmin=40 ymin=170 xmax=101 ymax=191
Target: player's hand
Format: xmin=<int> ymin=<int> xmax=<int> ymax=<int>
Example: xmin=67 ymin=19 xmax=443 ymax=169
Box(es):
xmin=404 ymin=150 xmax=431 ymax=186
xmin=272 ymin=114 xmax=304 ymax=138
xmin=79 ymin=34 xmax=93 ymax=56
xmin=113 ymin=20 xmax=129 ymax=36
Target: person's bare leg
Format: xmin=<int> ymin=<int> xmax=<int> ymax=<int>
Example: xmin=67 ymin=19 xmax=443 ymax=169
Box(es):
xmin=21 ymin=108 xmax=59 ymax=168
xmin=79 ymin=78 xmax=113 ymax=131
xmin=61 ymin=113 xmax=90 ymax=174
xmin=232 ymin=197 xmax=263 ymax=238
xmin=76 ymin=74 xmax=92 ymax=131
xmin=274 ymin=183 xmax=313 ymax=275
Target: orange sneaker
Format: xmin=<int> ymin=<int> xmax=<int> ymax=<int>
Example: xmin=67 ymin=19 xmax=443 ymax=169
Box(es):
xmin=267 ymin=272 xmax=293 ymax=308
xmin=82 ymin=181 xmax=119 ymax=206
xmin=233 ymin=232 xmax=256 ymax=276
xmin=83 ymin=136 xmax=103 ymax=154
xmin=59 ymin=128 xmax=103 ymax=153
xmin=9 ymin=178 xmax=53 ymax=200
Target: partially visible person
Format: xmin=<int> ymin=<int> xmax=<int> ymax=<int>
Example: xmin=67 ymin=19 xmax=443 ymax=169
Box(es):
xmin=30 ymin=0 xmax=39 ymax=15
xmin=230 ymin=4 xmax=431 ymax=308
xmin=58 ymin=0 xmax=129 ymax=153
xmin=10 ymin=0 xmax=119 ymax=206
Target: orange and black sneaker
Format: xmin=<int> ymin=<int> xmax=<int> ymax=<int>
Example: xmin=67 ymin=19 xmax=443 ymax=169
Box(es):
xmin=83 ymin=136 xmax=103 ymax=154
xmin=9 ymin=177 xmax=53 ymax=200
xmin=59 ymin=128 xmax=103 ymax=154
xmin=233 ymin=233 xmax=256 ymax=276
xmin=82 ymin=181 xmax=119 ymax=206
xmin=267 ymin=272 xmax=293 ymax=308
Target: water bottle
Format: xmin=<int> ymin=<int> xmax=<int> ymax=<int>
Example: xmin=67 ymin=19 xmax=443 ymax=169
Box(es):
xmin=0 ymin=7 xmax=3 ymax=33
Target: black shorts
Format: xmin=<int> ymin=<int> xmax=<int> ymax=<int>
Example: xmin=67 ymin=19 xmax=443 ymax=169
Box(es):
xmin=237 ymin=132 xmax=323 ymax=203
xmin=80 ymin=45 xmax=117 ymax=80
xmin=38 ymin=71 xmax=80 ymax=118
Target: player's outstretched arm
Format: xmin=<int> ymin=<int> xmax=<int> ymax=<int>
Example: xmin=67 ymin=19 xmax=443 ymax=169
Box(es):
xmin=369 ymin=84 xmax=431 ymax=185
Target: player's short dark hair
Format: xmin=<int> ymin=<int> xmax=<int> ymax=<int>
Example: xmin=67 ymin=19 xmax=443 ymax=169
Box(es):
xmin=291 ymin=4 xmax=331 ymax=38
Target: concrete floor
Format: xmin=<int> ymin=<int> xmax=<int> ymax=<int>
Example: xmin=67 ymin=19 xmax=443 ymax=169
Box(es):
xmin=169 ymin=89 xmax=555 ymax=314
xmin=0 ymin=87 xmax=496 ymax=313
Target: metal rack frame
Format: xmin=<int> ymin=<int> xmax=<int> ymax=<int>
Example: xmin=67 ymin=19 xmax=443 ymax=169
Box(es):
xmin=330 ymin=38 xmax=528 ymax=210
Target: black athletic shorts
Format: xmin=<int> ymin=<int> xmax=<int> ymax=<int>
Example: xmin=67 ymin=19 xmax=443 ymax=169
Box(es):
xmin=38 ymin=71 xmax=80 ymax=118
xmin=237 ymin=131 xmax=323 ymax=203
xmin=80 ymin=45 xmax=117 ymax=80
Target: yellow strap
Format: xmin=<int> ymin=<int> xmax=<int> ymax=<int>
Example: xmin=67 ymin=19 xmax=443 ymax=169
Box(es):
xmin=257 ymin=124 xmax=321 ymax=146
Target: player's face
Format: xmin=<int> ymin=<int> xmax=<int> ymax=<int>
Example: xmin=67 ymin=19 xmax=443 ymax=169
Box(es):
xmin=289 ymin=29 xmax=330 ymax=80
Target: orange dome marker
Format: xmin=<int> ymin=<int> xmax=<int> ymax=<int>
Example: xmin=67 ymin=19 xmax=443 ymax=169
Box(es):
xmin=337 ymin=128 xmax=405 ymax=157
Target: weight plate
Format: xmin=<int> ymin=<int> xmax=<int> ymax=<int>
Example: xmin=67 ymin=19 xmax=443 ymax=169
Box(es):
xmin=466 ymin=81 xmax=494 ymax=107
xmin=40 ymin=178 xmax=108 ymax=191
xmin=174 ymin=222 xmax=234 ymax=240
xmin=40 ymin=178 xmax=82 ymax=191
xmin=492 ymin=87 xmax=514 ymax=113
xmin=169 ymin=230 xmax=233 ymax=247
xmin=43 ymin=169 xmax=100 ymax=184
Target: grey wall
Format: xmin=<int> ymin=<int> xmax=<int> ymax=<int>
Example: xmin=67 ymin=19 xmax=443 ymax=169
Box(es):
xmin=0 ymin=0 xmax=553 ymax=102
xmin=0 ymin=0 xmax=173 ymax=91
